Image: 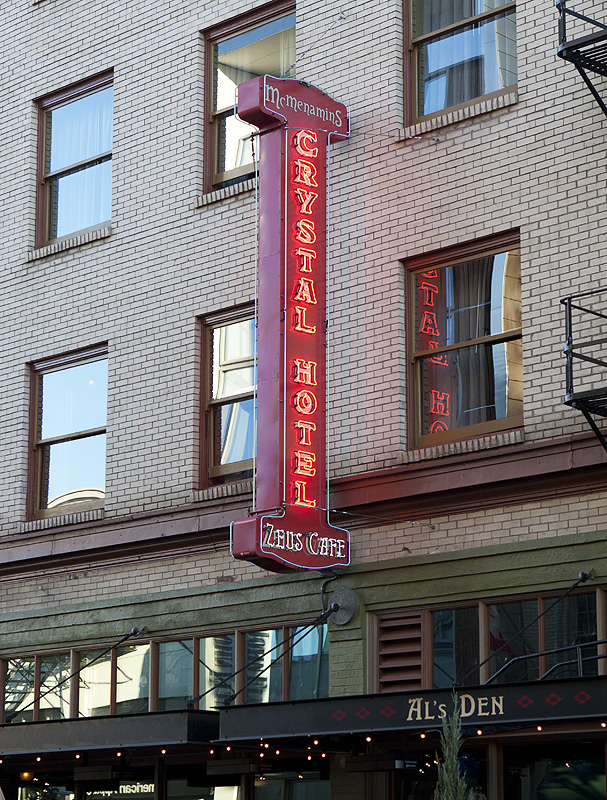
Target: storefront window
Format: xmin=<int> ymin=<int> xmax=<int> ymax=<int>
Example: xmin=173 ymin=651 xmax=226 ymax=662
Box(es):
xmin=116 ymin=644 xmax=150 ymax=714
xmin=158 ymin=640 xmax=193 ymax=710
xmin=503 ymin=743 xmax=606 ymax=799
xmin=39 ymin=653 xmax=71 ymax=719
xmin=199 ymin=634 xmax=236 ymax=710
xmin=433 ymin=608 xmax=479 ymax=687
xmin=244 ymin=629 xmax=283 ymax=704
xmin=79 ymin=649 xmax=112 ymax=716
xmin=544 ymin=593 xmax=598 ymax=678
xmin=289 ymin=624 xmax=329 ymax=700
xmin=489 ymin=600 xmax=538 ymax=682
xmin=5 ymin=658 xmax=36 ymax=722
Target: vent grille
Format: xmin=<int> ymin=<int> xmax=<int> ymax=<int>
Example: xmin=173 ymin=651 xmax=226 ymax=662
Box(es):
xmin=378 ymin=612 xmax=424 ymax=693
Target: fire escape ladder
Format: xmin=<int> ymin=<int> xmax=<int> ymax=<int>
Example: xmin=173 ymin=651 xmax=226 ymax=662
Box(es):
xmin=561 ymin=290 xmax=607 ymax=454
xmin=557 ymin=0 xmax=607 ymax=118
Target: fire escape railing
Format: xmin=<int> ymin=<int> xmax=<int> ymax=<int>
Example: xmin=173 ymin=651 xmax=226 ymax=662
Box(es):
xmin=561 ymin=288 xmax=607 ymax=452
xmin=557 ymin=0 xmax=607 ymax=118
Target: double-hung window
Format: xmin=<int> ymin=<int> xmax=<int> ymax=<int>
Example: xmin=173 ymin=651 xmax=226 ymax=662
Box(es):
xmin=36 ymin=71 xmax=113 ymax=247
xmin=205 ymin=4 xmax=295 ymax=190
xmin=30 ymin=347 xmax=108 ymax=518
xmin=205 ymin=312 xmax=255 ymax=483
xmin=408 ymin=233 xmax=522 ymax=447
xmin=409 ymin=0 xmax=517 ymax=119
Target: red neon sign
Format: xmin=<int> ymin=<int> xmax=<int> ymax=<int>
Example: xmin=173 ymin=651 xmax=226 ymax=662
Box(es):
xmin=230 ymin=76 xmax=350 ymax=572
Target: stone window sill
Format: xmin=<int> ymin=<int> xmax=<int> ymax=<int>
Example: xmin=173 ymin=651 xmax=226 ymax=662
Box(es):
xmin=28 ymin=226 xmax=112 ymax=261
xmin=20 ymin=507 xmax=104 ymax=533
xmin=398 ymin=90 xmax=518 ymax=141
xmin=196 ymin=178 xmax=256 ymax=208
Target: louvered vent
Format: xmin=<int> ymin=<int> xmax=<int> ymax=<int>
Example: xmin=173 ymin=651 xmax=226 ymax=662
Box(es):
xmin=378 ymin=612 xmax=424 ymax=693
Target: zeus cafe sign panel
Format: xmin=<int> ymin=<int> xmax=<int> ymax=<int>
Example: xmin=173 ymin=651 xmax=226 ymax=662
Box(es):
xmin=231 ymin=76 xmax=350 ymax=573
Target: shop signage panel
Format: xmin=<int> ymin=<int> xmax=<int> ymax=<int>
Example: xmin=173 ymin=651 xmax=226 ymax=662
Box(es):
xmin=220 ymin=677 xmax=607 ymax=740
xmin=231 ymin=76 xmax=350 ymax=572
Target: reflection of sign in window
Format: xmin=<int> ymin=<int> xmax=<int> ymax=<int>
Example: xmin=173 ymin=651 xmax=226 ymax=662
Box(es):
xmin=410 ymin=237 xmax=522 ymax=446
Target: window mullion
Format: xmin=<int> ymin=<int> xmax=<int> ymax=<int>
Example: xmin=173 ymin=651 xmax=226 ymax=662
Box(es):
xmin=36 ymin=425 xmax=107 ymax=448
xmin=43 ymin=151 xmax=112 ymax=182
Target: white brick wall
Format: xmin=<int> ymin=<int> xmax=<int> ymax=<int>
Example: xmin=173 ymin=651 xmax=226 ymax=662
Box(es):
xmin=1 ymin=0 xmax=607 ymax=552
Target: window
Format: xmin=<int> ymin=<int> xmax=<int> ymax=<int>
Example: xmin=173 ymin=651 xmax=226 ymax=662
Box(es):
xmin=376 ymin=591 xmax=602 ymax=692
xmin=36 ymin=71 xmax=113 ymax=247
xmin=30 ymin=346 xmax=108 ymax=518
xmin=204 ymin=310 xmax=255 ymax=484
xmin=1 ymin=625 xmax=328 ymax=721
xmin=205 ymin=3 xmax=295 ymax=190
xmin=407 ymin=232 xmax=522 ymax=447
xmin=408 ymin=0 xmax=517 ymax=120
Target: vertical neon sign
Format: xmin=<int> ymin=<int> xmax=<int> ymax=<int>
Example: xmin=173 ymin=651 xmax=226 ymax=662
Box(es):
xmin=231 ymin=76 xmax=350 ymax=572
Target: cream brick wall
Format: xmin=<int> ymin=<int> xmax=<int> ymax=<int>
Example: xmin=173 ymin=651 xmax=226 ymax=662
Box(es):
xmin=1 ymin=0 xmax=607 ymax=542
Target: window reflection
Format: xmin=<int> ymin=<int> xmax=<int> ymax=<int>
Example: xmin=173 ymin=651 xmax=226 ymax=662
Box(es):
xmin=433 ymin=608 xmax=479 ymax=687
xmin=198 ymin=634 xmax=236 ymax=709
xmin=5 ymin=658 xmax=36 ymax=723
xmin=79 ymin=649 xmax=112 ymax=717
xmin=489 ymin=601 xmax=538 ymax=682
xmin=43 ymin=83 xmax=113 ymax=241
xmin=544 ymin=594 xmax=598 ymax=678
xmin=158 ymin=641 xmax=193 ymax=710
xmin=116 ymin=644 xmax=150 ymax=714
xmin=37 ymin=356 xmax=107 ymax=512
xmin=289 ymin=625 xmax=329 ymax=700
xmin=39 ymin=653 xmax=71 ymax=720
xmin=212 ymin=14 xmax=295 ymax=184
xmin=244 ymin=630 xmax=282 ymax=704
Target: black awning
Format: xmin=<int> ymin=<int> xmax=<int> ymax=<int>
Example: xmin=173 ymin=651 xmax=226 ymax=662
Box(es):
xmin=0 ymin=710 xmax=218 ymax=756
xmin=219 ymin=677 xmax=607 ymax=741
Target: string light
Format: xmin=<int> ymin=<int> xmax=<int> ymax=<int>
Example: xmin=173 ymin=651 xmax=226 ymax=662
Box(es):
xmin=420 ymin=733 xmax=426 ymax=739
xmin=365 ymin=736 xmax=372 ymax=742
xmin=476 ymin=730 xmax=483 ymax=736
xmin=210 ymin=749 xmax=214 ymax=755
xmin=161 ymin=749 xmax=166 ymax=755
xmin=36 ymin=757 xmax=41 ymax=762
xmin=307 ymin=755 xmax=312 ymax=761
xmin=536 ymin=726 xmax=542 ymax=731
xmin=116 ymin=752 xmax=121 ymax=757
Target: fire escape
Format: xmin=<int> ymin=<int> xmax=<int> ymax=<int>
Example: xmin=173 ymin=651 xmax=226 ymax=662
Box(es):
xmin=557 ymin=0 xmax=607 ymax=117
xmin=562 ymin=290 xmax=607 ymax=452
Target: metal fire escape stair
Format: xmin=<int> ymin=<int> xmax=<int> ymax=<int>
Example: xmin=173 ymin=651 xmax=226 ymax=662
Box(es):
xmin=562 ymin=290 xmax=607 ymax=453
xmin=557 ymin=0 xmax=607 ymax=117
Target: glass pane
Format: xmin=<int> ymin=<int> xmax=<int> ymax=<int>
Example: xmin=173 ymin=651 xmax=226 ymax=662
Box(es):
xmin=214 ymin=399 xmax=255 ymax=465
xmin=158 ymin=640 xmax=193 ymax=710
xmin=39 ymin=653 xmax=71 ymax=720
xmin=213 ymin=320 xmax=255 ymax=398
xmin=417 ymin=10 xmax=517 ymax=116
xmin=41 ymin=359 xmax=108 ymax=439
xmin=116 ymin=644 xmax=150 ymax=714
xmin=503 ymin=743 xmax=606 ymax=800
xmin=48 ymin=158 xmax=112 ymax=240
xmin=198 ymin=634 xmax=236 ymax=710
xmin=214 ymin=111 xmax=257 ymax=177
xmin=244 ymin=630 xmax=283 ymax=704
xmin=417 ymin=339 xmax=523 ymax=436
xmin=46 ymin=86 xmax=113 ymax=173
xmin=544 ymin=593 xmax=598 ymax=679
xmin=213 ymin=14 xmax=295 ymax=177
xmin=79 ymin=649 xmax=112 ymax=717
xmin=415 ymin=250 xmax=521 ymax=351
xmin=5 ymin=658 xmax=36 ymax=722
xmin=489 ymin=601 xmax=539 ymax=682
xmin=40 ymin=434 xmax=106 ymax=509
xmin=433 ymin=608 xmax=479 ymax=687
xmin=412 ymin=0 xmax=512 ymax=37
xmin=214 ymin=15 xmax=295 ymax=110
xmin=289 ymin=625 xmax=329 ymax=700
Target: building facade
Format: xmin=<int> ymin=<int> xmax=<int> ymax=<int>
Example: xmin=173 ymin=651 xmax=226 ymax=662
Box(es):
xmin=1 ymin=0 xmax=607 ymax=798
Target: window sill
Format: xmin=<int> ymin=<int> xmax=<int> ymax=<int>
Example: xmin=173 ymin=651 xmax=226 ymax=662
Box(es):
xmin=192 ymin=480 xmax=253 ymax=502
xmin=28 ymin=225 xmax=112 ymax=261
xmin=401 ymin=428 xmax=524 ymax=465
xmin=196 ymin=178 xmax=256 ymax=208
xmin=397 ymin=90 xmax=518 ymax=141
xmin=20 ymin=507 xmax=104 ymax=533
